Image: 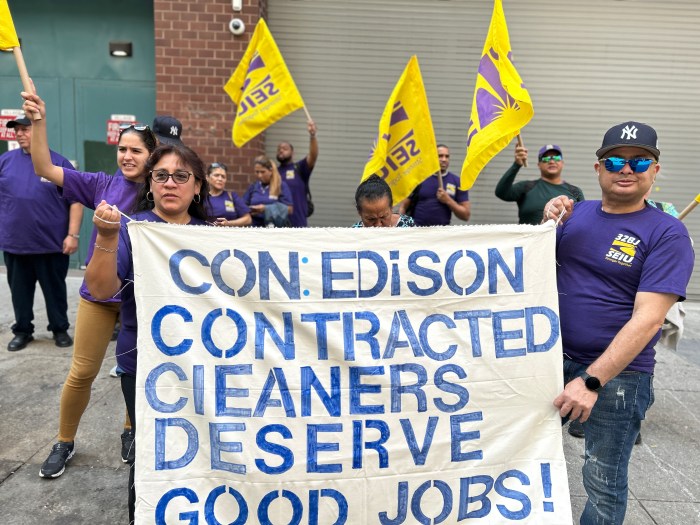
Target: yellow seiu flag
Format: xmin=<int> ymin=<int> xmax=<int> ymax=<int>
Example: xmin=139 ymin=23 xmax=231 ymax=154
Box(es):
xmin=362 ymin=56 xmax=439 ymax=203
xmin=461 ymin=0 xmax=534 ymax=190
xmin=223 ymin=18 xmax=304 ymax=147
xmin=0 ymin=0 xmax=20 ymax=50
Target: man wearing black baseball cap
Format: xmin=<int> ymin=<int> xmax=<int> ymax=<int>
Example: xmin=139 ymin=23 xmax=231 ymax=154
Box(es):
xmin=543 ymin=121 xmax=694 ymax=525
xmin=0 ymin=115 xmax=83 ymax=351
xmin=495 ymin=142 xmax=584 ymax=225
xmin=151 ymin=115 xmax=183 ymax=146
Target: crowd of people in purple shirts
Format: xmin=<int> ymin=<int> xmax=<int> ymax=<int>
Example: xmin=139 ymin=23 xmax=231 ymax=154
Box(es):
xmin=2 ymin=84 xmax=694 ymax=525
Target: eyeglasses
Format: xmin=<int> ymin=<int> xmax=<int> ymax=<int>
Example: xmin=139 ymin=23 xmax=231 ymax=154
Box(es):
xmin=119 ymin=124 xmax=150 ymax=133
xmin=540 ymin=155 xmax=562 ymax=162
xmin=150 ymin=169 xmax=192 ymax=184
xmin=209 ymin=162 xmax=227 ymax=170
xmin=600 ymin=157 xmax=655 ymax=173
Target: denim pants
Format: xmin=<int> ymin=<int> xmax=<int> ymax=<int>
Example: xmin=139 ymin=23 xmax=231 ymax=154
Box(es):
xmin=563 ymin=359 xmax=654 ymax=525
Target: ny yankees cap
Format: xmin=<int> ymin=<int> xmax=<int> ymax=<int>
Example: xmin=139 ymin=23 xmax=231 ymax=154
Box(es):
xmin=596 ymin=121 xmax=659 ymax=160
xmin=6 ymin=114 xmax=31 ymax=128
xmin=152 ymin=115 xmax=183 ymax=145
xmin=538 ymin=144 xmax=563 ymax=161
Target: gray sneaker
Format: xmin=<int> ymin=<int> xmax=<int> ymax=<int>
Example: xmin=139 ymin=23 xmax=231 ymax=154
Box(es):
xmin=39 ymin=442 xmax=75 ymax=478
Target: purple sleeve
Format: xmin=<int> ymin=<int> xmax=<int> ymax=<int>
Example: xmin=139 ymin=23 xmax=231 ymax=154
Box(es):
xmin=455 ymin=188 xmax=469 ymax=203
xmin=279 ymin=181 xmax=293 ymax=206
xmin=61 ymin=168 xmax=109 ymax=209
xmin=232 ymin=191 xmax=250 ymax=216
xmin=638 ymin=228 xmax=694 ymax=300
xmin=243 ymin=184 xmax=254 ymax=205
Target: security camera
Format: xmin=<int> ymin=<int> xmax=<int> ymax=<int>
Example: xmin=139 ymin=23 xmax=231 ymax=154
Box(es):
xmin=229 ymin=18 xmax=245 ymax=36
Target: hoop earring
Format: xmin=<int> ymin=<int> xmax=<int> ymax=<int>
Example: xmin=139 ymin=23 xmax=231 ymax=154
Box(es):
xmin=193 ymin=194 xmax=201 ymax=204
xmin=146 ymin=191 xmax=154 ymax=202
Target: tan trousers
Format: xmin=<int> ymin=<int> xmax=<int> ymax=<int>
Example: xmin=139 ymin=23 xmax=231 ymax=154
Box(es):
xmin=58 ymin=297 xmax=130 ymax=442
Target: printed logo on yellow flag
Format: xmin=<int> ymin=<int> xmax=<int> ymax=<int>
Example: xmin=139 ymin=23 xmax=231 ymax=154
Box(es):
xmin=0 ymin=0 xmax=20 ymax=50
xmin=362 ymin=56 xmax=439 ymax=204
xmin=223 ymin=18 xmax=304 ymax=147
xmin=460 ymin=0 xmax=534 ymax=190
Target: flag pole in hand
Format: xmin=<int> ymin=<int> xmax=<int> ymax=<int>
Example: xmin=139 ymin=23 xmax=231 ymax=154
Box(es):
xmin=678 ymin=193 xmax=700 ymax=221
xmin=13 ymin=48 xmax=41 ymax=120
xmin=516 ymin=134 xmax=527 ymax=167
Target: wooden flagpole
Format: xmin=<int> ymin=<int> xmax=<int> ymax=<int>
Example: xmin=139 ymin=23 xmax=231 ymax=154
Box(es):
xmin=516 ymin=134 xmax=527 ymax=167
xmin=13 ymin=46 xmax=41 ymax=120
xmin=678 ymin=193 xmax=700 ymax=221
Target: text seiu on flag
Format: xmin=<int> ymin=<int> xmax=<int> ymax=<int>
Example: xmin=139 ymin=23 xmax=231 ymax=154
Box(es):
xmin=460 ymin=0 xmax=534 ymax=190
xmin=223 ymin=18 xmax=305 ymax=147
xmin=362 ymin=56 xmax=439 ymax=204
xmin=0 ymin=0 xmax=20 ymax=50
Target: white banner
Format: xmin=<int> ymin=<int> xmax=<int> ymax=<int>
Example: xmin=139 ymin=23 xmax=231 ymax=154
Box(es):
xmin=130 ymin=222 xmax=572 ymax=524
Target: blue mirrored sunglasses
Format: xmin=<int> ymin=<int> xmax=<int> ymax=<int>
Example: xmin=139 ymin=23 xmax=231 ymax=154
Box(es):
xmin=601 ymin=157 xmax=655 ymax=173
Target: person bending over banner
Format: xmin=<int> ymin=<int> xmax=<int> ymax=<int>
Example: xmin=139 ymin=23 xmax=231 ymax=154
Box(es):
xmin=206 ymin=161 xmax=252 ymax=227
xmin=21 ymin=90 xmax=159 ymax=478
xmin=543 ymin=121 xmax=694 ymax=525
xmin=353 ymin=174 xmax=415 ymax=228
xmin=85 ymin=144 xmax=210 ymax=522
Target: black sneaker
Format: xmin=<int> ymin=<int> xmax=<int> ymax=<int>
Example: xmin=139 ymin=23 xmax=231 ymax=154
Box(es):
xmin=39 ymin=442 xmax=75 ymax=478
xmin=121 ymin=430 xmax=135 ymax=464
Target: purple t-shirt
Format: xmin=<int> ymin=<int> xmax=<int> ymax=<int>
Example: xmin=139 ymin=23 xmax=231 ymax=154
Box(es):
xmin=61 ymin=168 xmax=142 ymax=302
xmin=0 ymin=148 xmax=74 ymax=254
xmin=116 ymin=210 xmax=208 ymax=375
xmin=207 ymin=191 xmax=250 ymax=221
xmin=279 ymin=158 xmax=312 ymax=227
xmin=556 ymin=200 xmax=694 ymax=373
xmin=243 ymin=180 xmax=293 ymax=227
xmin=411 ymin=171 xmax=469 ymax=226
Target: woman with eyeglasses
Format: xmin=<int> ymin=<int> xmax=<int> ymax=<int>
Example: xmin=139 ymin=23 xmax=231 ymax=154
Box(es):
xmin=206 ymin=162 xmax=252 ymax=226
xmin=243 ymin=155 xmax=293 ymax=227
xmin=21 ymin=90 xmax=156 ymax=479
xmin=353 ymin=174 xmax=415 ymax=228
xmin=86 ymin=144 xmax=209 ymax=522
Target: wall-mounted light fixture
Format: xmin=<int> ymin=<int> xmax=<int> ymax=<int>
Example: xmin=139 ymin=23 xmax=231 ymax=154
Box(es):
xmin=109 ymin=41 xmax=133 ymax=58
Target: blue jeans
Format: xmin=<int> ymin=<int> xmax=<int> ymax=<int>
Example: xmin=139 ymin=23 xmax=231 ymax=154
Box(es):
xmin=563 ymin=359 xmax=654 ymax=525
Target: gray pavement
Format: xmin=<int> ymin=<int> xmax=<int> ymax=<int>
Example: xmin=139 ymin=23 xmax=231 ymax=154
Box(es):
xmin=0 ymin=269 xmax=698 ymax=524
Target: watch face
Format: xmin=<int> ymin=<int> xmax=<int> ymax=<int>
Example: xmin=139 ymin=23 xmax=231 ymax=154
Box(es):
xmin=585 ymin=375 xmax=602 ymax=391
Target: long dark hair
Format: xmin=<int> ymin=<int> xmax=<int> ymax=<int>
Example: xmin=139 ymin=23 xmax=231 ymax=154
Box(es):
xmin=355 ymin=174 xmax=393 ymax=211
xmin=134 ymin=144 xmax=209 ymax=221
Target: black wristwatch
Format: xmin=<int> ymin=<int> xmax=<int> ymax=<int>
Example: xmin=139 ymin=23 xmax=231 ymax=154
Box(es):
xmin=580 ymin=372 xmax=602 ymax=392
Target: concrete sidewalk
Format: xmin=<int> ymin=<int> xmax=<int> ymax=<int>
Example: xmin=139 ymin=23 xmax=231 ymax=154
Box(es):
xmin=0 ymin=269 xmax=698 ymax=524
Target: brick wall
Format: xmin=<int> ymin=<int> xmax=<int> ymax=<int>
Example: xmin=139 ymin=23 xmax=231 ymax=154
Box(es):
xmin=153 ymin=0 xmax=267 ymax=193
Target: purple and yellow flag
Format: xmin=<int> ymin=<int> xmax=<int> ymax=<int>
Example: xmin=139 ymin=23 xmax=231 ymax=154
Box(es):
xmin=0 ymin=0 xmax=20 ymax=50
xmin=461 ymin=0 xmax=533 ymax=190
xmin=362 ymin=56 xmax=439 ymax=203
xmin=223 ymin=18 xmax=304 ymax=147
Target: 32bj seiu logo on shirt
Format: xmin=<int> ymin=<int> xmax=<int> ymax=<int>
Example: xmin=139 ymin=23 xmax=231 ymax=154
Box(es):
xmin=605 ymin=233 xmax=640 ymax=267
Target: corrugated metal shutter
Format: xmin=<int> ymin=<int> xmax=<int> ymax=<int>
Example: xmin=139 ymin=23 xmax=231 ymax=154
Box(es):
xmin=266 ymin=0 xmax=700 ymax=298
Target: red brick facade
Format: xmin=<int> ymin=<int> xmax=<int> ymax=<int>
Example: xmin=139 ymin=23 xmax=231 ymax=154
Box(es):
xmin=153 ymin=0 xmax=267 ymax=193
